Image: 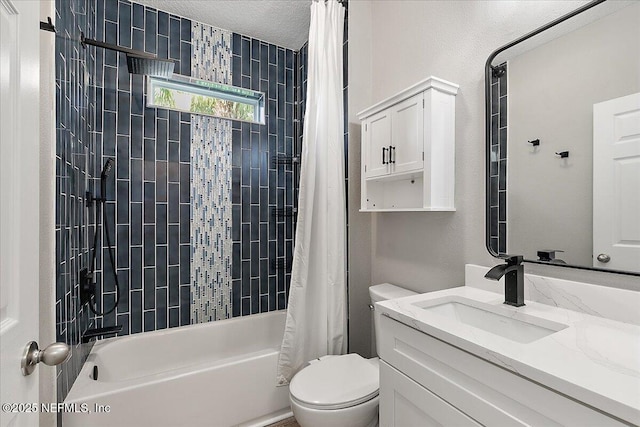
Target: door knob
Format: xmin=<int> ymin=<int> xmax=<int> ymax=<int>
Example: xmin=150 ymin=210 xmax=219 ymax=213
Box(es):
xmin=21 ymin=341 xmax=70 ymax=376
xmin=596 ymin=253 xmax=611 ymax=263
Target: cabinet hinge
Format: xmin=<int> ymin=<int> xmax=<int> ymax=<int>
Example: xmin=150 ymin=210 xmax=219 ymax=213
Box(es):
xmin=365 ymin=124 xmax=367 ymax=131
xmin=422 ymin=99 xmax=425 ymax=108
xmin=365 ymin=165 xmax=367 ymax=172
xmin=422 ymin=152 xmax=424 ymax=161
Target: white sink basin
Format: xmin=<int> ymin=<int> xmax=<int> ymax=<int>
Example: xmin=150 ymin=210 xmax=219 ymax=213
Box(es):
xmin=415 ymin=297 xmax=568 ymax=344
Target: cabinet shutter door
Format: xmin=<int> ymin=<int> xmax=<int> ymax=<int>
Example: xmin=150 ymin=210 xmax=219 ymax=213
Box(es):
xmin=391 ymin=93 xmax=424 ymax=174
xmin=364 ymin=110 xmax=392 ymax=178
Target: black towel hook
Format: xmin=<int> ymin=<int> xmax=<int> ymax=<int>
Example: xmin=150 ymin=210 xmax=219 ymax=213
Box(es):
xmin=555 ymin=151 xmax=569 ymax=158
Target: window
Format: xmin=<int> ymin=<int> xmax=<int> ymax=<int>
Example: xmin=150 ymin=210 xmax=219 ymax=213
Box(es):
xmin=147 ymin=74 xmax=265 ymax=124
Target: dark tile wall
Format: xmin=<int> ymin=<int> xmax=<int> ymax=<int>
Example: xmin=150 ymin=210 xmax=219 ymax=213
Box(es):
xmin=295 ymin=42 xmax=308 ymax=207
xmin=90 ymin=2 xmax=193 ymax=334
xmin=54 ymin=0 xmax=96 ymax=407
xmin=55 ymin=0 xmax=192 ymax=403
xmin=232 ymin=0 xmax=349 ymax=316
xmin=489 ymin=63 xmax=507 ymax=254
xmin=228 ymin=3 xmax=348 ymax=318
xmin=55 ymin=0 xmax=348 ymax=406
xmin=230 ymin=35 xmax=297 ymax=316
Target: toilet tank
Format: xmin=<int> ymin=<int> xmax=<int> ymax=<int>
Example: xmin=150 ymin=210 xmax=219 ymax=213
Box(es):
xmin=369 ymin=284 xmax=417 ymax=357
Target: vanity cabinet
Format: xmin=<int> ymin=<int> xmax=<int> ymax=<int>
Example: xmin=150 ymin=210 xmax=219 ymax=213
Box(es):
xmin=378 ymin=314 xmax=625 ymax=427
xmin=380 ymin=362 xmax=480 ymax=427
xmin=357 ymin=77 xmax=458 ymax=212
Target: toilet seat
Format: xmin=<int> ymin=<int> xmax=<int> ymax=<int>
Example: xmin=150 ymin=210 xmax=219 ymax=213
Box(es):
xmin=290 ymin=354 xmax=379 ymax=410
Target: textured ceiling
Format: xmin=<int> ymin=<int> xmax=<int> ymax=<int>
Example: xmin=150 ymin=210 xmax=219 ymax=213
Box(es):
xmin=133 ymin=0 xmax=312 ymax=50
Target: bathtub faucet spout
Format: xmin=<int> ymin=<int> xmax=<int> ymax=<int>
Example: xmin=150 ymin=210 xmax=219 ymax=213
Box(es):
xmin=82 ymin=325 xmax=123 ymax=343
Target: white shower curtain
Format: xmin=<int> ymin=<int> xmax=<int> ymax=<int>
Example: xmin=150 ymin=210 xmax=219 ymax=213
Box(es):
xmin=276 ymin=0 xmax=347 ymax=386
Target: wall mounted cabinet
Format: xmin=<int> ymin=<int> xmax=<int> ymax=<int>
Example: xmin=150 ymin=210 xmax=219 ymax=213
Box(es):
xmin=358 ymin=77 xmax=459 ymax=212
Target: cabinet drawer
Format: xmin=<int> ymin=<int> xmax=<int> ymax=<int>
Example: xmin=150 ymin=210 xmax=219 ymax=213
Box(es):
xmin=380 ymin=361 xmax=480 ymax=427
xmin=379 ymin=315 xmax=624 ymax=427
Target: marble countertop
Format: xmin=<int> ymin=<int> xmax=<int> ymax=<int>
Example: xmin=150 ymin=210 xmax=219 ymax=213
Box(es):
xmin=376 ymin=286 xmax=640 ymax=425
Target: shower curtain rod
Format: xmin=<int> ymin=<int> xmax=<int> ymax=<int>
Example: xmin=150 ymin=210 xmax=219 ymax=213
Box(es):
xmin=314 ymin=0 xmax=348 ymax=10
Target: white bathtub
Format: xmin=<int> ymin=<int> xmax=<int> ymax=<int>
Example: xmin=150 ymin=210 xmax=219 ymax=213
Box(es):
xmin=64 ymin=311 xmax=291 ymax=427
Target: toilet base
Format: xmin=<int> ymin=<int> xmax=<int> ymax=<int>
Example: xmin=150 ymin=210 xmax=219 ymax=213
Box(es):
xmin=290 ymin=395 xmax=379 ymax=427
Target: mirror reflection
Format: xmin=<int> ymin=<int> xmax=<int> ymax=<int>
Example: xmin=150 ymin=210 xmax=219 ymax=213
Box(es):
xmin=487 ymin=1 xmax=640 ymax=274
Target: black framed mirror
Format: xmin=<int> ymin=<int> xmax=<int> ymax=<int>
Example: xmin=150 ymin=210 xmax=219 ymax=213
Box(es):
xmin=485 ymin=0 xmax=640 ymax=276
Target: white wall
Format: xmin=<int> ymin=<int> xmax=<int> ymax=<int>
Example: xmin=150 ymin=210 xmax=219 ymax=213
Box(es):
xmin=347 ymin=0 xmax=373 ymax=356
xmin=508 ymin=2 xmax=640 ymax=266
xmin=347 ymin=0 xmax=614 ymax=356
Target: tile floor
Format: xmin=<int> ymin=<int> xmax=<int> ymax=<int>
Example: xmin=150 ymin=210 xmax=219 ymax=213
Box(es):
xmin=267 ymin=416 xmax=300 ymax=427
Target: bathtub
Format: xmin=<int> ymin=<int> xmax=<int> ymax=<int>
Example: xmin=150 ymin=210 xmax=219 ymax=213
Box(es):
xmin=64 ymin=311 xmax=291 ymax=427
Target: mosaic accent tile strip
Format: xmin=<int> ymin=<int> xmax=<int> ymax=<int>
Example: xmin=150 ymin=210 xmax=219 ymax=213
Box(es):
xmin=190 ymin=22 xmax=234 ymax=322
xmin=489 ymin=62 xmax=508 ymax=255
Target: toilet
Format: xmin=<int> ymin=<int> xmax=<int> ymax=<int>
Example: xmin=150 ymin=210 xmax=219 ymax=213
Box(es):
xmin=289 ymin=284 xmax=416 ymax=427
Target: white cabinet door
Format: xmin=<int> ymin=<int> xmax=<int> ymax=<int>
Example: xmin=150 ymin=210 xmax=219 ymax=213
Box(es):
xmin=391 ymin=93 xmax=424 ymax=174
xmin=364 ymin=110 xmax=392 ymax=178
xmin=0 ymin=1 xmax=41 ymax=426
xmin=379 ymin=361 xmax=480 ymax=427
xmin=593 ymin=93 xmax=640 ymax=271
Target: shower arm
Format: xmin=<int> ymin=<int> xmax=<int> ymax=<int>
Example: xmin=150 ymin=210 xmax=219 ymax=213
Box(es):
xmin=80 ymin=32 xmax=157 ymax=59
xmin=41 ymin=18 xmax=175 ymax=77
xmin=40 ymin=19 xmax=157 ymax=60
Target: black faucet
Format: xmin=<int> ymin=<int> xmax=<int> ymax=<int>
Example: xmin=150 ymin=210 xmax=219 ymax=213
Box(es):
xmin=484 ymin=255 xmax=525 ymax=307
xmin=81 ymin=325 xmax=123 ymax=344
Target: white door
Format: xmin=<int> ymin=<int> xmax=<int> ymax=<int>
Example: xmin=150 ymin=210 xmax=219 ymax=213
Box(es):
xmin=364 ymin=110 xmax=391 ymax=178
xmin=593 ymin=93 xmax=640 ymax=271
xmin=0 ymin=1 xmax=41 ymax=426
xmin=391 ymin=93 xmax=424 ymax=174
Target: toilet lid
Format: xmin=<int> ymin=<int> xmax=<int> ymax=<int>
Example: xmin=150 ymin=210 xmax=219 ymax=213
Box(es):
xmin=290 ymin=354 xmax=379 ymax=410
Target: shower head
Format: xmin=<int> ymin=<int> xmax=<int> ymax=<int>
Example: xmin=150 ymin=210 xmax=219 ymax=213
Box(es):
xmin=80 ymin=33 xmax=175 ymax=78
xmin=101 ymin=159 xmax=114 ymax=180
xmin=126 ymin=54 xmax=175 ymax=77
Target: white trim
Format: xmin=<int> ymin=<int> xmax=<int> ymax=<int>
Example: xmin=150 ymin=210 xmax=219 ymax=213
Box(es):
xmin=356 ymin=76 xmax=459 ymax=120
xmin=39 ymin=1 xmax=58 ymax=424
xmin=359 ymin=208 xmax=456 ymax=212
xmin=0 ymin=0 xmax=18 ymax=15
